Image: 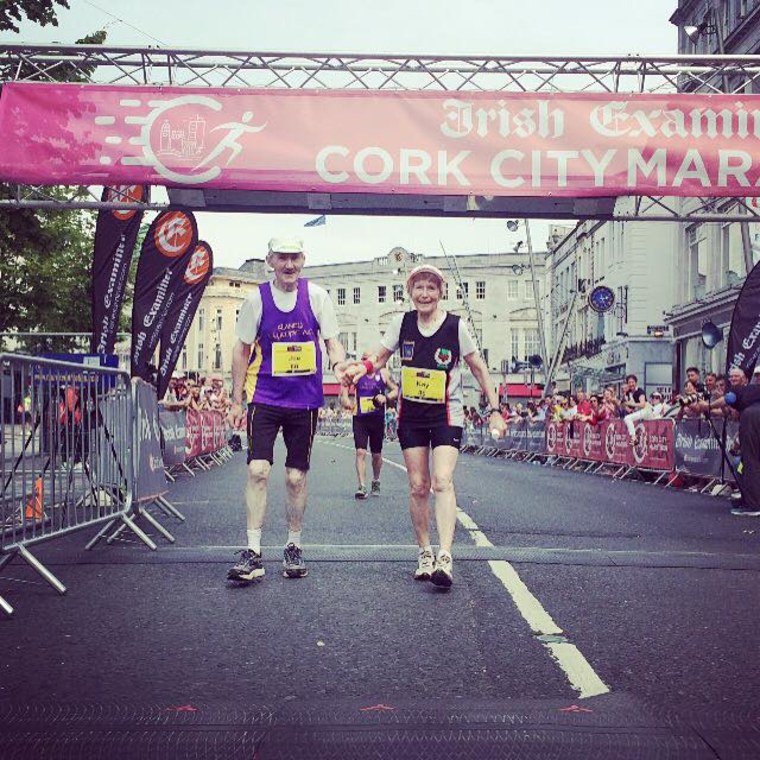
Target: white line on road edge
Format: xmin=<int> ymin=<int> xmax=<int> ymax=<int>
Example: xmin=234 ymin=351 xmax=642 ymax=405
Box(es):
xmin=318 ymin=439 xmax=610 ymax=698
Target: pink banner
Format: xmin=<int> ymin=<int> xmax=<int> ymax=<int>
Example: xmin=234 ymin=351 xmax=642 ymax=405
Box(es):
xmin=186 ymin=409 xmax=225 ymax=458
xmin=3 ymin=82 xmax=760 ymax=196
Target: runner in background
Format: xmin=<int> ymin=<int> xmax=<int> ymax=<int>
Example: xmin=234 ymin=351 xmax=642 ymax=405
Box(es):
xmin=347 ymin=264 xmax=505 ymax=589
xmin=340 ymin=358 xmax=398 ymax=499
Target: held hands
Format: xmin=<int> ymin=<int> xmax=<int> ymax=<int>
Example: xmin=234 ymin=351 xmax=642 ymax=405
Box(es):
xmin=338 ymin=359 xmax=371 ymax=386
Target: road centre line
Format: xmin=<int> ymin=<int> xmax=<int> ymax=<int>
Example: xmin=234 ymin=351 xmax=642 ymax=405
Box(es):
xmin=320 ymin=439 xmax=610 ymax=699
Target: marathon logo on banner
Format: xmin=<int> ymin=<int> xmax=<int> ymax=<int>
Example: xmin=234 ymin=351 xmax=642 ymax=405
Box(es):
xmin=582 ymin=421 xmax=605 ymax=462
xmin=156 ymin=241 xmax=214 ymax=399
xmin=726 ymin=258 xmax=760 ymax=378
xmin=631 ymin=418 xmax=675 ymax=471
xmin=130 ymin=209 xmax=198 ymax=382
xmin=91 ymin=185 xmax=148 ymax=355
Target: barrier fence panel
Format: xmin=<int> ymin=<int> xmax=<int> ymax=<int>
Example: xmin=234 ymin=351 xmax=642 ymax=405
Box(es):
xmin=0 ymin=353 xmax=132 ymax=615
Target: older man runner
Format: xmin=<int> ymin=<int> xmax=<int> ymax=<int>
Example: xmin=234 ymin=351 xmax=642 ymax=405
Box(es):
xmin=226 ymin=236 xmax=347 ymax=583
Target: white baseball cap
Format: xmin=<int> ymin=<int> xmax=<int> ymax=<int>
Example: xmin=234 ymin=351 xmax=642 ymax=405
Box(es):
xmin=268 ymin=236 xmax=304 ymax=254
xmin=406 ymin=264 xmax=446 ymax=292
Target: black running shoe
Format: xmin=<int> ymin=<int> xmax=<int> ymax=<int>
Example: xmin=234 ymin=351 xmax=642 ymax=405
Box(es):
xmin=283 ymin=542 xmax=308 ymax=578
xmin=227 ymin=549 xmax=265 ymax=582
xmin=371 ymin=480 xmax=381 ymax=497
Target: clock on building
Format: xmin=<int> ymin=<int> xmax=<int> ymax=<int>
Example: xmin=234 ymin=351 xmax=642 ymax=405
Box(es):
xmin=588 ymin=285 xmax=615 ymax=313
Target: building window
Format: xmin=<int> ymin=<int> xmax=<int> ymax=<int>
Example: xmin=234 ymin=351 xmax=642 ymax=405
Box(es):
xmin=511 ymin=330 xmax=520 ymax=360
xmin=687 ymin=224 xmax=707 ymax=301
xmin=392 ymin=284 xmax=404 ymax=303
xmin=198 ymin=308 xmax=205 ymax=332
xmin=197 ymin=343 xmax=204 ymax=369
xmin=507 ymin=280 xmax=519 ymax=300
xmin=215 ymin=309 xmax=222 ymax=332
xmin=525 ymin=328 xmax=540 ymax=360
xmin=353 ymin=287 xmax=361 ymax=305
xmin=475 ymin=281 xmax=486 ymax=299
xmin=456 ymin=281 xmax=469 ymax=300
xmin=442 ymin=281 xmax=449 ymax=300
xmin=337 ymin=287 xmax=346 ymax=306
xmin=181 ymin=346 xmax=187 ymax=370
xmin=214 ymin=344 xmax=222 ymax=370
xmin=524 ymin=280 xmax=532 ymax=300
xmin=378 ymin=285 xmax=387 ymax=303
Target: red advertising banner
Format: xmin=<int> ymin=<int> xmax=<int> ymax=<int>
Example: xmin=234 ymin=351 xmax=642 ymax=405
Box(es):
xmin=4 ymin=82 xmax=760 ymax=197
xmin=186 ymin=409 xmax=225 ymax=458
xmin=630 ymin=418 xmax=675 ymax=472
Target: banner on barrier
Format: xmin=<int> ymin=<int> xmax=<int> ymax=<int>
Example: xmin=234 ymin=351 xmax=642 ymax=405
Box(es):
xmin=158 ymin=409 xmax=187 ymax=467
xmin=134 ymin=380 xmax=168 ymax=503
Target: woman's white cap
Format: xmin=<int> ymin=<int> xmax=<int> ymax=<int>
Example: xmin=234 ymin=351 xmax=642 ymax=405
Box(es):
xmin=406 ymin=264 xmax=446 ymax=292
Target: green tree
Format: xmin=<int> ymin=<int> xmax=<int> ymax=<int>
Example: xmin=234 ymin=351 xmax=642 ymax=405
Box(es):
xmin=0 ymin=0 xmax=69 ymax=33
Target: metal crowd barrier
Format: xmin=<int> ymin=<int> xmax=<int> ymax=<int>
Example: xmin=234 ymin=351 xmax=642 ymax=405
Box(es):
xmin=0 ymin=353 xmax=132 ymax=616
xmin=462 ymin=416 xmax=738 ymax=498
xmin=316 ymin=416 xmax=352 ymax=437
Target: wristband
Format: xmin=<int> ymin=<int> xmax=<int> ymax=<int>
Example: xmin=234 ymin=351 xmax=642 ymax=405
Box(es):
xmin=488 ymin=408 xmax=501 ymax=415
xmin=331 ymin=361 xmax=340 ymax=372
xmin=362 ymin=359 xmax=375 ymax=374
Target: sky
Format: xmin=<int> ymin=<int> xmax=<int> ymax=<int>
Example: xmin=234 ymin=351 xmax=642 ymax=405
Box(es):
xmin=2 ymin=0 xmax=679 ymax=268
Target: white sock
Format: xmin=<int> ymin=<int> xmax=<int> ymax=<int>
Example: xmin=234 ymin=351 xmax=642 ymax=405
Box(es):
xmin=419 ymin=544 xmax=433 ymax=556
xmin=246 ymin=529 xmax=262 ymax=554
xmin=287 ymin=530 xmax=302 ymax=547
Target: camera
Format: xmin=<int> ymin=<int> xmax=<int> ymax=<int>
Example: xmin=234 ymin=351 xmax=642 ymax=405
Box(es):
xmin=677 ymin=393 xmax=699 ymax=407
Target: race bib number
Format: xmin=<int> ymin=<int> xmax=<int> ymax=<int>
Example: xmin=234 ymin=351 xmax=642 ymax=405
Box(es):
xmin=272 ymin=342 xmax=317 ymax=376
xmin=359 ymin=396 xmax=377 ymax=414
xmin=401 ymin=366 xmax=446 ymax=403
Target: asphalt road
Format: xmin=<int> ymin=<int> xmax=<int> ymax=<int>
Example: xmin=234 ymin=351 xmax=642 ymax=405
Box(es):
xmin=1 ymin=434 xmax=759 ymax=758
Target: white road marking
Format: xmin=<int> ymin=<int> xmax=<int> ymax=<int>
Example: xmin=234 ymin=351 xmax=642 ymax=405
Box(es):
xmin=318 ymin=437 xmax=611 ymax=699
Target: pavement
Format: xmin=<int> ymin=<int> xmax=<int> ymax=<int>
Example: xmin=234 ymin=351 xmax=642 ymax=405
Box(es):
xmin=1 ymin=434 xmax=759 ymax=759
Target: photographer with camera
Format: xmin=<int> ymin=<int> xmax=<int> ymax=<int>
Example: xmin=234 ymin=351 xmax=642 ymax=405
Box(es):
xmin=674 ymin=380 xmax=703 ymax=421
xmin=340 ymin=356 xmax=398 ymax=500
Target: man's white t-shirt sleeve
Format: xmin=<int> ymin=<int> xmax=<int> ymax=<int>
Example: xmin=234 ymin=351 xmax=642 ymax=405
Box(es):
xmin=235 ymin=288 xmax=262 ymax=345
xmin=380 ymin=313 xmax=404 ymax=353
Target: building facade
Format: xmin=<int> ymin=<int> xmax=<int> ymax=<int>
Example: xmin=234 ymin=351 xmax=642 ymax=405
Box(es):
xmin=544 ymin=220 xmax=677 ymax=397
xmin=667 ymin=0 xmax=760 ymax=380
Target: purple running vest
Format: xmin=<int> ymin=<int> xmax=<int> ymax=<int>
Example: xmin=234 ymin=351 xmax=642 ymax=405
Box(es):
xmin=355 ymin=372 xmax=385 ymax=417
xmin=246 ymin=279 xmax=323 ymax=409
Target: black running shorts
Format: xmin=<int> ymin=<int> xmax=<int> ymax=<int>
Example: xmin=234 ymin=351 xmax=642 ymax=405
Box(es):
xmin=352 ymin=414 xmax=385 ymax=453
xmin=397 ymin=424 xmax=463 ymax=451
xmin=246 ymin=403 xmax=318 ymax=471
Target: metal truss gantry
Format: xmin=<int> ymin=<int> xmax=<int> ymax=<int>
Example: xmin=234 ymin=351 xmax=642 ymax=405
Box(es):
xmin=2 ymin=44 xmax=760 ymax=222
